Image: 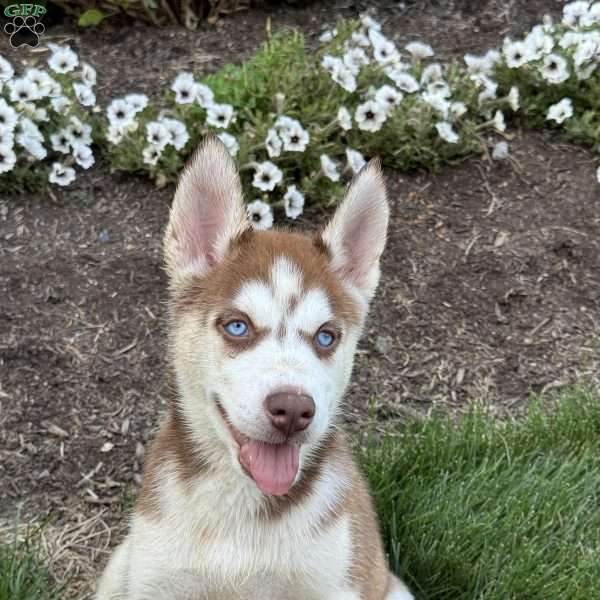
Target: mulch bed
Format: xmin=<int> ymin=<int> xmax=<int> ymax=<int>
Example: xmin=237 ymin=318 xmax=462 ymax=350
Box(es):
xmin=1 ymin=1 xmax=599 ymax=597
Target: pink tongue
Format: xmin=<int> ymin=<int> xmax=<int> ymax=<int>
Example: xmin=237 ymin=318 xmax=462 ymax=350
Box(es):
xmin=239 ymin=440 xmax=300 ymax=496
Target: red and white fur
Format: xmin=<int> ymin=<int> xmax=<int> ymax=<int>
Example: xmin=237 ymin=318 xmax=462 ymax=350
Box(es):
xmin=96 ymin=137 xmax=414 ymax=600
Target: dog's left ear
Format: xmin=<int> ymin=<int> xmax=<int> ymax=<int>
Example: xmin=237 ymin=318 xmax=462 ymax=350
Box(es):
xmin=164 ymin=135 xmax=248 ymax=281
xmin=321 ymin=160 xmax=389 ymax=304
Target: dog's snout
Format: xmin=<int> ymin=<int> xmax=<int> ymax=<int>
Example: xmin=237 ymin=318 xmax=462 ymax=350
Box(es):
xmin=265 ymin=392 xmax=315 ymax=437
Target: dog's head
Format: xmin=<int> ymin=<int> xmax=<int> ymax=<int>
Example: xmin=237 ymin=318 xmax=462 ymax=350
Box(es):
xmin=164 ymin=136 xmax=388 ymax=497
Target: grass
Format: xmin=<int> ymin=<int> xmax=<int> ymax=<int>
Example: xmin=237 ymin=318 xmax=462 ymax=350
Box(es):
xmin=2 ymin=386 xmax=599 ymax=599
xmin=0 ymin=525 xmax=63 ymax=600
xmin=360 ymin=386 xmax=600 ymax=599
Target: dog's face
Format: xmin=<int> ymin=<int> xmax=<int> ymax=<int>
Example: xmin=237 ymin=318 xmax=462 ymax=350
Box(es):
xmin=164 ymin=137 xmax=388 ymax=497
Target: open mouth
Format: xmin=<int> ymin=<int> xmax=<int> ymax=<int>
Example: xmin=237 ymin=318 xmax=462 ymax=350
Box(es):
xmin=215 ymin=400 xmax=300 ymax=497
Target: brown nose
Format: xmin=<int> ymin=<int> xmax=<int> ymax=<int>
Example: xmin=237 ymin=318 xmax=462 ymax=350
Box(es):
xmin=265 ymin=392 xmax=315 ymax=437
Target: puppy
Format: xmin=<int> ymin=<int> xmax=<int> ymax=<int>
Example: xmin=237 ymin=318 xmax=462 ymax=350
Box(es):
xmin=96 ymin=136 xmax=414 ymax=600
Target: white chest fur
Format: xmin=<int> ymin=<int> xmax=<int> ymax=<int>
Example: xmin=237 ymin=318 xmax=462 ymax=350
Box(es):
xmin=123 ymin=459 xmax=354 ymax=599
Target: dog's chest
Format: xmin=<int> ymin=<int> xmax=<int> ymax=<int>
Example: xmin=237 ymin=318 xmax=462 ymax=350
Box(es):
xmin=128 ymin=475 xmax=353 ymax=598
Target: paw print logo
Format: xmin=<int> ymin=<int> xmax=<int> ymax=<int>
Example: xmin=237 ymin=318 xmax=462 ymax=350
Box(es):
xmin=4 ymin=15 xmax=45 ymax=48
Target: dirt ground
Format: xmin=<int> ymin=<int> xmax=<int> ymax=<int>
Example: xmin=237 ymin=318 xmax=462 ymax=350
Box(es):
xmin=1 ymin=0 xmax=599 ymax=597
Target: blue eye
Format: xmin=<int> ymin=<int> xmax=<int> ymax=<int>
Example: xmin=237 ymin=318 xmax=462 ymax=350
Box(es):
xmin=316 ymin=330 xmax=335 ymax=348
xmin=224 ymin=320 xmax=248 ymax=337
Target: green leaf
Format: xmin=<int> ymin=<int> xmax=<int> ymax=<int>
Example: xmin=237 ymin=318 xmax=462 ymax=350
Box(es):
xmin=78 ymin=8 xmax=107 ymax=27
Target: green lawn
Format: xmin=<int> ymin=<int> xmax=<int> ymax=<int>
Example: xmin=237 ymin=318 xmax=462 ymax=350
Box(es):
xmin=361 ymin=386 xmax=600 ymax=599
xmin=0 ymin=527 xmax=62 ymax=600
xmin=2 ymin=387 xmax=599 ymax=599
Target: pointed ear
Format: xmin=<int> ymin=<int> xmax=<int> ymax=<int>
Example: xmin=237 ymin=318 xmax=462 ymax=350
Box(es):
xmin=321 ymin=159 xmax=389 ymax=304
xmin=164 ymin=135 xmax=248 ymax=280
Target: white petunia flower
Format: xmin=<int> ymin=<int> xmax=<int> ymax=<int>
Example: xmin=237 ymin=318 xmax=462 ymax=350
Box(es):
xmin=361 ymin=14 xmax=382 ymax=31
xmin=107 ymin=123 xmax=124 ymax=145
xmin=493 ymin=110 xmax=506 ymax=132
xmin=171 ymin=72 xmax=197 ymax=104
xmin=142 ymin=144 xmax=162 ymax=166
xmin=351 ymin=31 xmax=371 ymax=47
xmin=0 ymin=143 xmax=17 ymax=174
xmin=125 ymin=93 xmax=149 ymax=113
xmin=274 ymin=115 xmax=300 ymax=134
xmin=331 ymin=65 xmax=357 ymax=93
xmin=343 ymin=47 xmax=370 ymax=74
xmin=0 ymin=99 xmax=18 ymax=131
xmin=525 ymin=26 xmax=554 ymax=60
xmin=107 ymin=98 xmax=136 ymax=128
xmin=51 ymin=96 xmax=71 ymax=115
xmin=573 ymin=38 xmax=598 ymax=68
xmin=50 ymin=129 xmax=73 ymax=154
xmin=422 ymin=92 xmax=450 ymax=118
xmin=17 ymin=118 xmax=46 ymax=159
xmin=0 ymin=56 xmax=14 ymax=82
xmin=321 ymin=55 xmax=344 ymax=75
xmin=0 ymin=128 xmax=14 ymax=147
xmin=563 ymin=1 xmax=592 ymax=26
xmin=405 ymin=41 xmax=434 ymax=60
xmin=508 ymin=86 xmax=520 ymax=111
xmin=492 ymin=141 xmax=509 ymax=160
xmin=253 ymin=161 xmax=283 ymax=191
xmin=247 ymin=200 xmax=274 ymax=230
xmin=375 ymin=85 xmax=403 ymax=111
xmin=546 ymin=98 xmax=573 ymax=124
xmin=450 ymin=101 xmax=467 ymax=118
xmin=387 ymin=71 xmax=420 ymax=93
xmin=346 ymin=148 xmax=366 ymax=174
xmin=319 ymin=29 xmax=335 ymax=43
xmin=73 ymin=83 xmax=96 ymax=107
xmin=48 ymin=46 xmax=79 ymax=74
xmin=474 ymin=75 xmax=498 ymax=105
xmin=426 ymin=80 xmax=451 ymax=98
xmin=21 ymin=102 xmax=48 ymax=123
xmin=206 ymin=103 xmax=234 ymax=128
xmin=162 ymin=118 xmax=190 ymax=150
xmin=216 ymin=132 xmax=239 ymax=156
xmin=421 ymin=63 xmax=444 ymax=86
xmin=66 ymin=116 xmax=92 ymax=146
xmin=337 ymin=106 xmax=352 ymax=131
xmin=581 ymin=2 xmax=600 ymax=25
xmin=9 ymin=78 xmax=39 ymax=103
xmin=195 ymin=83 xmax=214 ymax=108
xmin=464 ymin=49 xmax=501 ymax=76
xmin=320 ymin=154 xmax=340 ymax=182
xmin=435 ymin=121 xmax=459 ymax=144
xmin=49 ymin=162 xmax=76 ymax=186
xmin=24 ymin=69 xmax=53 ymax=97
xmin=355 ymin=100 xmax=387 ymax=132
xmin=281 ymin=122 xmax=310 ymax=152
xmin=72 ymin=143 xmax=94 ymax=169
xmin=265 ymin=128 xmax=283 ymax=158
xmin=503 ymin=39 xmax=530 ymax=69
xmin=146 ymin=121 xmax=170 ymax=149
xmin=283 ymin=185 xmax=305 ymax=219
xmin=81 ymin=63 xmax=97 ymax=87
xmin=370 ymin=29 xmax=400 ymax=65
xmin=540 ymin=54 xmax=570 ymax=84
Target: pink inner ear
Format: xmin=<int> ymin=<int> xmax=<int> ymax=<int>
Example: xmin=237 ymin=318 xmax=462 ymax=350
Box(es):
xmin=338 ymin=201 xmax=381 ymax=285
xmin=168 ymin=139 xmax=246 ymax=275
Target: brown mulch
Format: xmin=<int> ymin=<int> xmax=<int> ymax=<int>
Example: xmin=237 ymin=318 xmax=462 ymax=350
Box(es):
xmin=1 ymin=1 xmax=600 ymax=597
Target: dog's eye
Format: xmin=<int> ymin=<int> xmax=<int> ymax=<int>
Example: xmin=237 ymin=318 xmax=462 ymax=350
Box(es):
xmin=316 ymin=329 xmax=335 ymax=348
xmin=224 ymin=320 xmax=248 ymax=337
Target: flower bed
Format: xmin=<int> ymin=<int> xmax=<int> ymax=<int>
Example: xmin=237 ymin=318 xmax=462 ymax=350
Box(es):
xmin=1 ymin=2 xmax=599 ymax=226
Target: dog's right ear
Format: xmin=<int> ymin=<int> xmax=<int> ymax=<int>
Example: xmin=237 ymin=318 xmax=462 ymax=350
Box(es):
xmin=164 ymin=135 xmax=248 ymax=280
